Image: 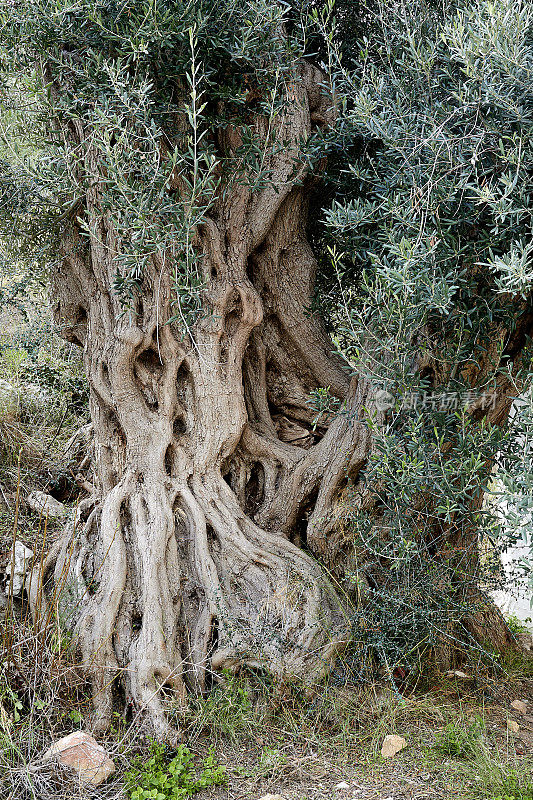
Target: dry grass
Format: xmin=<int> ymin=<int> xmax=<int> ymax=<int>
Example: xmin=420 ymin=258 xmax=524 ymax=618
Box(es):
xmin=0 ymin=560 xmax=148 ymax=800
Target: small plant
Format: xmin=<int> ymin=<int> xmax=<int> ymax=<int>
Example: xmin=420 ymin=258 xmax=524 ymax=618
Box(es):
xmin=505 ymin=615 xmax=532 ymax=637
xmin=187 ymin=670 xmax=257 ymax=741
xmin=0 ymin=669 xmax=23 ymax=725
xmin=500 ymin=648 xmax=533 ymax=678
xmin=124 ymin=743 xmax=226 ymax=800
xmin=486 ymin=768 xmax=533 ymax=800
xmin=456 ymin=743 xmax=533 ymax=799
xmin=236 ymin=746 xmax=288 ymax=781
xmin=432 ymin=717 xmax=483 ymax=759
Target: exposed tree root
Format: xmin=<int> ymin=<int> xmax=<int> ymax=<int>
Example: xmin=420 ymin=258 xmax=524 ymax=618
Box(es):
xmin=32 ymin=465 xmax=350 ymax=739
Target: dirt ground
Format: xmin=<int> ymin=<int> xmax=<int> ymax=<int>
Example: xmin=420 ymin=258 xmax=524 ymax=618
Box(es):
xmin=189 ymin=679 xmax=533 ymax=800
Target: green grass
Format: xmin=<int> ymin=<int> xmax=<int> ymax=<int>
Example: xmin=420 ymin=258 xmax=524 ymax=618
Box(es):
xmin=185 ymin=670 xmax=259 ymax=742
xmin=471 ymin=759 xmax=533 ymax=800
xmin=505 ymin=615 xmax=532 ymax=637
xmin=432 ymin=717 xmax=484 ymax=759
xmin=447 ymin=741 xmax=533 ymax=800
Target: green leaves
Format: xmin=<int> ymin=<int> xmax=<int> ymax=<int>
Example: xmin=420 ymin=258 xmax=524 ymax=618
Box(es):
xmin=483 ymin=241 xmax=533 ymax=299
xmin=0 ymin=0 xmax=305 ymax=311
xmin=124 ymin=743 xmax=226 ymax=800
xmin=312 ymin=0 xmax=533 ymax=674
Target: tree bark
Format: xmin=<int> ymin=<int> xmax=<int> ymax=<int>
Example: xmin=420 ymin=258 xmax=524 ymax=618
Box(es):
xmin=31 ymin=63 xmax=373 ymax=741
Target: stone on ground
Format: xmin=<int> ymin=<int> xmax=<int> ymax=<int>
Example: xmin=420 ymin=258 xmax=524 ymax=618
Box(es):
xmin=258 ymin=795 xmax=287 ymax=800
xmin=510 ymin=699 xmax=528 ymax=715
xmin=4 ymin=542 xmax=33 ymax=596
xmin=43 ymin=731 xmax=115 ymax=786
xmin=26 ymin=491 xmax=66 ymax=519
xmin=507 ymin=719 xmax=520 ymax=733
xmin=381 ymin=734 xmax=407 ymax=758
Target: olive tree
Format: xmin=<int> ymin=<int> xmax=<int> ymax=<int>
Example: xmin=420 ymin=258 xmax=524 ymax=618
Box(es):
xmin=1 ymin=0 xmax=531 ymax=740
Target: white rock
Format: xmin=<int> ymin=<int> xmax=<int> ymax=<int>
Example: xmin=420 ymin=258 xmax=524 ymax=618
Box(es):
xmin=381 ymin=734 xmax=407 ymax=758
xmin=4 ymin=542 xmax=33 ymax=596
xmin=26 ymin=491 xmax=66 ymax=519
xmin=335 ymin=782 xmax=350 ymax=789
xmin=445 ymin=670 xmax=470 ymax=679
xmin=258 ymin=796 xmax=287 ymax=800
xmin=43 ymin=731 xmax=115 ymax=787
xmin=510 ymin=699 xmax=528 ymax=715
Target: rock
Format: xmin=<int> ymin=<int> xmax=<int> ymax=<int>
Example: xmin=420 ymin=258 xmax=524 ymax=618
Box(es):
xmin=4 ymin=542 xmax=33 ymax=596
xmin=510 ymin=699 xmax=528 ymax=715
xmin=335 ymin=782 xmax=350 ymax=789
xmin=43 ymin=731 xmax=115 ymax=787
xmin=445 ymin=670 xmax=470 ymax=679
xmin=507 ymin=720 xmax=520 ymax=733
xmin=26 ymin=491 xmax=66 ymax=519
xmin=258 ymin=796 xmax=287 ymax=800
xmin=381 ymin=734 xmax=407 ymax=758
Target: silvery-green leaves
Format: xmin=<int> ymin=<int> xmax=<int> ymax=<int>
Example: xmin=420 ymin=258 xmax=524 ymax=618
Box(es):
xmin=483 ymin=241 xmax=533 ymax=300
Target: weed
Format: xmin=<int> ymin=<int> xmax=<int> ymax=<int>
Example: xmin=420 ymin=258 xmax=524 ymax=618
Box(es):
xmin=124 ymin=742 xmax=226 ymax=800
xmin=457 ymin=743 xmax=533 ymax=800
xmin=0 ymin=667 xmax=24 ymax=724
xmin=0 ymin=310 xmax=88 ymax=503
xmin=432 ymin=717 xmax=484 ymax=759
xmin=500 ymin=649 xmax=533 ymax=678
xmin=236 ymin=746 xmax=288 ymax=782
xmin=505 ymin=615 xmax=532 ymax=636
xmin=477 ymin=764 xmax=533 ymax=800
xmin=186 ymin=670 xmax=258 ymax=742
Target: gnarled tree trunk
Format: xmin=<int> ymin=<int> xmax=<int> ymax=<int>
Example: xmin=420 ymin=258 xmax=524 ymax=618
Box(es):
xmin=33 ymin=63 xmax=375 ymax=741
xmin=29 ymin=54 xmax=523 ymax=741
